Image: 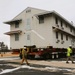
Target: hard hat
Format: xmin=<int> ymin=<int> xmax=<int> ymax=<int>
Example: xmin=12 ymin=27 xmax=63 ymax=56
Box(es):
xmin=24 ymin=46 xmax=26 ymax=49
xmin=69 ymin=45 xmax=72 ymax=47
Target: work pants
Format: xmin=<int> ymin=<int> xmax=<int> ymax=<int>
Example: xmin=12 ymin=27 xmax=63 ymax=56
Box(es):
xmin=66 ymin=56 xmax=74 ymax=63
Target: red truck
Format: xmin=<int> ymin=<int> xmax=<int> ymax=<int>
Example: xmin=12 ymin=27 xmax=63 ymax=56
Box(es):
xmin=24 ymin=46 xmax=68 ymax=59
xmin=13 ymin=45 xmax=75 ymax=59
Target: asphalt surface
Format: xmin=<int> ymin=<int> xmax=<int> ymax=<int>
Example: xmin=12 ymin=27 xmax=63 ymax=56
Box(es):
xmin=1 ymin=68 xmax=72 ymax=75
xmin=0 ymin=57 xmax=75 ymax=75
xmin=0 ymin=61 xmax=75 ymax=75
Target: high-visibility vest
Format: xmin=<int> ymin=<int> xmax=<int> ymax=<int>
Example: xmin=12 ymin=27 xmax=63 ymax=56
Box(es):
xmin=67 ymin=47 xmax=72 ymax=56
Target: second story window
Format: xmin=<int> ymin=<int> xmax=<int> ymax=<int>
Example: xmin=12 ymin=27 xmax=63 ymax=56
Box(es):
xmin=39 ymin=16 xmax=44 ymax=24
xmin=27 ymin=19 xmax=30 ymax=25
xmin=55 ymin=17 xmax=58 ymax=24
xmin=56 ymin=32 xmax=58 ymax=39
xmin=70 ymin=27 xmax=72 ymax=32
xmin=61 ymin=21 xmax=63 ymax=27
xmin=15 ymin=34 xmax=19 ymax=41
xmin=65 ymin=24 xmax=67 ymax=27
xmin=15 ymin=22 xmax=19 ymax=28
xmin=66 ymin=35 xmax=68 ymax=41
xmin=26 ymin=19 xmax=31 ymax=30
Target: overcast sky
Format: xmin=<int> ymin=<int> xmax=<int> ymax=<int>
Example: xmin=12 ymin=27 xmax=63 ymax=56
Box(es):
xmin=0 ymin=0 xmax=75 ymax=48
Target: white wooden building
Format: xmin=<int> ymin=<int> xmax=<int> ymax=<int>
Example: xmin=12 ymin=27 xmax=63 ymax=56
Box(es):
xmin=4 ymin=7 xmax=75 ymax=49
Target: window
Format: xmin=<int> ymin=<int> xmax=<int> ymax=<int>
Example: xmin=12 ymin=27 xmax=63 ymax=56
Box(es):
xmin=61 ymin=33 xmax=63 ymax=40
xmin=66 ymin=35 xmax=68 ymax=41
xmin=27 ymin=34 xmax=30 ymax=40
xmin=55 ymin=17 xmax=58 ymax=24
xmin=70 ymin=27 xmax=72 ymax=32
xmin=26 ymin=19 xmax=31 ymax=30
xmin=26 ymin=9 xmax=31 ymax=13
xmin=56 ymin=32 xmax=58 ymax=39
xmin=27 ymin=19 xmax=30 ymax=25
xmin=15 ymin=22 xmax=19 ymax=28
xmin=39 ymin=16 xmax=44 ymax=24
xmin=15 ymin=34 xmax=19 ymax=41
xmin=65 ymin=24 xmax=67 ymax=27
xmin=61 ymin=21 xmax=63 ymax=27
xmin=26 ymin=34 xmax=31 ymax=45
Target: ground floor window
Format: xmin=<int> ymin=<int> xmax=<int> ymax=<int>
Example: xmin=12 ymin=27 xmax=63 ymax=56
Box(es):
xmin=61 ymin=33 xmax=63 ymax=40
xmin=27 ymin=34 xmax=30 ymax=40
xmin=15 ymin=34 xmax=19 ymax=41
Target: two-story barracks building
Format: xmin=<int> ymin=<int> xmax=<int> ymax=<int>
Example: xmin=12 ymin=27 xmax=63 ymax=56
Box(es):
xmin=4 ymin=7 xmax=75 ymax=50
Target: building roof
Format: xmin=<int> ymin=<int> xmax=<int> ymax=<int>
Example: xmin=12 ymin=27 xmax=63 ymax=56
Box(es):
xmin=4 ymin=19 xmax=22 ymax=24
xmin=4 ymin=30 xmax=22 ymax=35
xmin=35 ymin=11 xmax=75 ymax=28
xmin=52 ymin=26 xmax=75 ymax=38
xmin=4 ymin=7 xmax=75 ymax=28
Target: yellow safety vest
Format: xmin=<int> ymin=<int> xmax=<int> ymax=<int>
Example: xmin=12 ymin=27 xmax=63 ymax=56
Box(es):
xmin=67 ymin=47 xmax=72 ymax=56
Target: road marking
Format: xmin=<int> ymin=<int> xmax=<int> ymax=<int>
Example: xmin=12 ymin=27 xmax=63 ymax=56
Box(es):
xmin=0 ymin=64 xmax=73 ymax=74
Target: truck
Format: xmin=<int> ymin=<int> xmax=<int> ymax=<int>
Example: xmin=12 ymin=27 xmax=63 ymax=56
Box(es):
xmin=26 ymin=46 xmax=68 ymax=59
xmin=18 ymin=45 xmax=68 ymax=59
xmin=12 ymin=45 xmax=75 ymax=59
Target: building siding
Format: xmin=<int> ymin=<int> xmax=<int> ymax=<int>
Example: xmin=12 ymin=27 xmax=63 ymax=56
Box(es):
xmin=4 ymin=7 xmax=75 ymax=49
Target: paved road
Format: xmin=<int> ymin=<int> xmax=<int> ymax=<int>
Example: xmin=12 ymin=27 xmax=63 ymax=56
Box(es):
xmin=0 ymin=61 xmax=75 ymax=75
xmin=0 ymin=57 xmax=75 ymax=75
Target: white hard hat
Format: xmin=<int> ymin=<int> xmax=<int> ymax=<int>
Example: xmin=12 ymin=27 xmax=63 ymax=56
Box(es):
xmin=69 ymin=45 xmax=72 ymax=47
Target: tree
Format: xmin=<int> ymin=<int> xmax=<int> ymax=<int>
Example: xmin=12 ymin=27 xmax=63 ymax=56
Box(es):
xmin=0 ymin=42 xmax=8 ymax=53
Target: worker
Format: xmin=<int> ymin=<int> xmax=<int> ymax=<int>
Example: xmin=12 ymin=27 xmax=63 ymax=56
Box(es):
xmin=20 ymin=47 xmax=29 ymax=65
xmin=66 ymin=45 xmax=74 ymax=63
xmin=19 ymin=48 xmax=22 ymax=59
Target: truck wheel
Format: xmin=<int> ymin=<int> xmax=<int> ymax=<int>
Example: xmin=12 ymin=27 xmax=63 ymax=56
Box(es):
xmin=56 ymin=54 xmax=58 ymax=59
xmin=46 ymin=54 xmax=50 ymax=59
xmin=52 ymin=54 xmax=55 ymax=59
xmin=28 ymin=55 xmax=35 ymax=59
